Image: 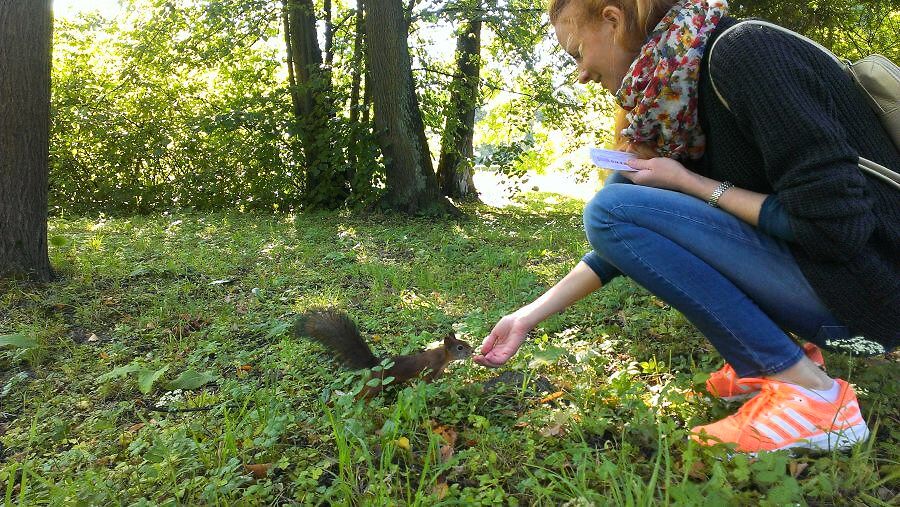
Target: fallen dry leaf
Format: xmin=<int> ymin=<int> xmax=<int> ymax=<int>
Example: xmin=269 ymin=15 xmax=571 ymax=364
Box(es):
xmin=687 ymin=460 xmax=708 ymax=480
xmin=96 ymin=455 xmax=117 ymax=467
xmin=431 ymin=422 xmax=458 ymax=446
xmin=87 ymin=333 xmax=100 ymax=342
xmin=789 ymin=461 xmax=809 ymax=478
xmin=539 ymin=391 xmax=564 ymax=404
xmin=539 ymin=424 xmax=564 ymax=437
xmin=433 ymin=481 xmax=449 ymax=500
xmin=126 ymin=423 xmax=145 ymax=433
xmin=244 ymin=463 xmax=272 ymax=479
xmin=439 ymin=444 xmax=454 ymax=463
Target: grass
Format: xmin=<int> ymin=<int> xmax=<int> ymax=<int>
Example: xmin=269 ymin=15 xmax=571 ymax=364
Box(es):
xmin=1 ymin=192 xmax=898 ymax=505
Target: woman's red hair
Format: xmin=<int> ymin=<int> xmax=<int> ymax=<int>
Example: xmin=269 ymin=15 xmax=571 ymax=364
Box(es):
xmin=549 ymin=0 xmax=676 ymax=157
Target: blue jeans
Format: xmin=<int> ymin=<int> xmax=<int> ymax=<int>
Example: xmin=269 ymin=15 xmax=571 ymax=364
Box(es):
xmin=582 ymin=173 xmax=850 ymax=377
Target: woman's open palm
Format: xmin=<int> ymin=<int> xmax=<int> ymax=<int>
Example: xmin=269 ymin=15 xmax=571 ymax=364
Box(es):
xmin=473 ymin=314 xmax=532 ymax=367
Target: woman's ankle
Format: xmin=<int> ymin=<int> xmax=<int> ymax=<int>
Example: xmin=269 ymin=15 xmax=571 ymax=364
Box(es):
xmin=767 ymin=356 xmax=834 ymax=390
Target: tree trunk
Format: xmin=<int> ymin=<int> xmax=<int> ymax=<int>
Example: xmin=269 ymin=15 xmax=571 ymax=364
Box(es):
xmin=324 ymin=0 xmax=334 ymax=68
xmin=283 ymin=0 xmax=348 ymax=209
xmin=349 ymin=0 xmax=365 ymax=125
xmin=362 ymin=66 xmax=372 ymax=125
xmin=437 ymin=15 xmax=482 ymax=201
xmin=0 ymin=0 xmax=54 ymax=281
xmin=365 ymin=0 xmax=458 ymax=215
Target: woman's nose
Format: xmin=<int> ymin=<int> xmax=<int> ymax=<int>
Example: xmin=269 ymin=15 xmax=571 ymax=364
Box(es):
xmin=577 ymin=69 xmax=590 ymax=84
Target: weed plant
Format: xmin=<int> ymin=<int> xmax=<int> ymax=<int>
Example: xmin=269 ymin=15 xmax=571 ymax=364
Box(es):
xmin=1 ymin=194 xmax=897 ymax=505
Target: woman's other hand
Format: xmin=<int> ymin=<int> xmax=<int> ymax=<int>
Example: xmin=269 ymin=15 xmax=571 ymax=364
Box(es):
xmin=623 ymin=157 xmax=696 ymax=192
xmin=473 ymin=313 xmax=533 ymax=367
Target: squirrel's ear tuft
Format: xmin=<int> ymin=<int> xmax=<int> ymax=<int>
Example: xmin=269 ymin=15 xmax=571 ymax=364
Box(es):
xmin=444 ymin=332 xmax=455 ymax=345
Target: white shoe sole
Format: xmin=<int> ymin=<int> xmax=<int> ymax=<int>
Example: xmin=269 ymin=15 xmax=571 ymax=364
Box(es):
xmin=775 ymin=422 xmax=871 ymax=452
xmin=695 ymin=422 xmax=871 ymax=457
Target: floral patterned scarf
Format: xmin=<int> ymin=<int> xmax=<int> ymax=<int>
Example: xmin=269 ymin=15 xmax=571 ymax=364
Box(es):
xmin=615 ymin=0 xmax=728 ymax=160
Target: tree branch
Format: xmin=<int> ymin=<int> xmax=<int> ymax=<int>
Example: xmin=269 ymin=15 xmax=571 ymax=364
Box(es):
xmin=412 ymin=65 xmax=577 ymax=108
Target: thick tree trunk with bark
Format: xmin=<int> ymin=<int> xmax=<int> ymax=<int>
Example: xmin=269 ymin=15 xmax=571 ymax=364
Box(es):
xmin=437 ymin=16 xmax=482 ymax=201
xmin=0 ymin=1 xmax=54 ymax=281
xmin=283 ymin=0 xmax=348 ymax=209
xmin=365 ymin=0 xmax=458 ymax=215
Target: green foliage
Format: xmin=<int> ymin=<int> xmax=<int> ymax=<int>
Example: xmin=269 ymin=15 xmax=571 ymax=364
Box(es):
xmin=731 ymin=0 xmax=900 ymax=62
xmin=51 ymin=2 xmax=298 ymax=214
xmin=50 ymin=0 xmax=387 ymax=214
xmin=95 ymin=362 xmax=172 ymax=394
xmin=0 ymin=334 xmax=36 ymax=349
xmin=2 ymin=195 xmax=897 ymax=503
xmin=46 ymin=0 xmax=898 ymax=214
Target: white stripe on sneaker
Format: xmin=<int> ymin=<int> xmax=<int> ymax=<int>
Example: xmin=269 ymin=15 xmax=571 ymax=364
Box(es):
xmin=846 ymin=415 xmax=864 ymax=426
xmin=784 ymin=408 xmax=818 ymax=432
xmin=769 ymin=415 xmax=802 ymax=438
xmin=752 ymin=422 xmax=785 ymax=443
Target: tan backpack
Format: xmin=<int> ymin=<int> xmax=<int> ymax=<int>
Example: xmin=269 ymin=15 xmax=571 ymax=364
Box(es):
xmin=709 ymin=20 xmax=900 ymax=190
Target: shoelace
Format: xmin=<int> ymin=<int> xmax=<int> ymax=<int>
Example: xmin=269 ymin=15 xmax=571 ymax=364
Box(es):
xmin=730 ymin=379 xmax=792 ymax=438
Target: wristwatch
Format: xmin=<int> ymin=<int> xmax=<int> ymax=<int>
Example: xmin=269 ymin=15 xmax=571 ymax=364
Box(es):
xmin=707 ymin=180 xmax=734 ymax=208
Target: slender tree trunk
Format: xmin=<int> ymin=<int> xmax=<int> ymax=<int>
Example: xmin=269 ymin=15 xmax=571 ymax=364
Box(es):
xmin=0 ymin=0 xmax=54 ymax=281
xmin=437 ymin=15 xmax=482 ymax=201
xmin=365 ymin=0 xmax=458 ymax=215
xmin=349 ymin=0 xmax=365 ymax=125
xmin=362 ymin=67 xmax=372 ymax=125
xmin=346 ymin=0 xmax=367 ymax=191
xmin=283 ymin=0 xmax=348 ymax=209
xmin=324 ymin=0 xmax=334 ymax=68
xmin=282 ymin=1 xmax=302 ymax=117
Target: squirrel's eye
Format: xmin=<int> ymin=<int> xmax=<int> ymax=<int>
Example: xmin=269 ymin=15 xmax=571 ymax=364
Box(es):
xmin=457 ymin=345 xmax=464 ymax=351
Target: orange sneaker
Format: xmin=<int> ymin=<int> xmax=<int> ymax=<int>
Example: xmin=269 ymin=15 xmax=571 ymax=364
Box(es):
xmin=691 ymin=378 xmax=869 ymax=453
xmin=706 ymin=343 xmax=825 ymax=401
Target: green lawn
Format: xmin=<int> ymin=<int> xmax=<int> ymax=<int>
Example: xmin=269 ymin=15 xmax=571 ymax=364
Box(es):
xmin=1 ymin=193 xmax=897 ymax=505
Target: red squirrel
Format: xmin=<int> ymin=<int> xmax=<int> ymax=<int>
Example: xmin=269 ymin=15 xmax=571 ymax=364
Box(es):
xmin=293 ymin=309 xmax=473 ymax=397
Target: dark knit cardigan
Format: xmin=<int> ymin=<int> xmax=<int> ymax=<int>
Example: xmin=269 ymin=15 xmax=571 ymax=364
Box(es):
xmin=691 ymin=17 xmax=900 ymax=348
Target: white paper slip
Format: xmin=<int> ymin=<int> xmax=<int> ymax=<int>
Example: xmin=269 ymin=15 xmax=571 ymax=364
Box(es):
xmin=589 ymin=147 xmax=638 ymax=171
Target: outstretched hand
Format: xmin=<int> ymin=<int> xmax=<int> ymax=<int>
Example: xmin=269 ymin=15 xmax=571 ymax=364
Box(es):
xmin=473 ymin=314 xmax=533 ymax=367
xmin=622 ymin=157 xmax=694 ymax=192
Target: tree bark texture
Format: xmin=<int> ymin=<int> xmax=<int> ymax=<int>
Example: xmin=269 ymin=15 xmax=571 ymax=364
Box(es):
xmin=437 ymin=16 xmax=482 ymax=201
xmin=324 ymin=0 xmax=334 ymax=68
xmin=349 ymin=0 xmax=365 ymax=125
xmin=284 ymin=0 xmax=348 ymax=209
xmin=0 ymin=0 xmax=54 ymax=281
xmin=365 ymin=0 xmax=457 ymax=214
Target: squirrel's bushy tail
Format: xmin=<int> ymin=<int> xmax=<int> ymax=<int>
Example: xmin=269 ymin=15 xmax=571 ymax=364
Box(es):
xmin=294 ymin=309 xmax=379 ymax=369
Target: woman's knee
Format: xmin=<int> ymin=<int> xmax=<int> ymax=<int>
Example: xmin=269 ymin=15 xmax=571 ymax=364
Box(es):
xmin=583 ymin=183 xmax=635 ymax=251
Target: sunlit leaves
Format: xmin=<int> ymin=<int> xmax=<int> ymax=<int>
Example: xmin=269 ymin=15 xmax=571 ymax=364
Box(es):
xmin=0 ymin=334 xmax=38 ymax=349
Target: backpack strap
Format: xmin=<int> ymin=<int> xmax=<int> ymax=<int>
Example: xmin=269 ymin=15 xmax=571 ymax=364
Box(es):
xmin=707 ymin=20 xmax=900 ymax=191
